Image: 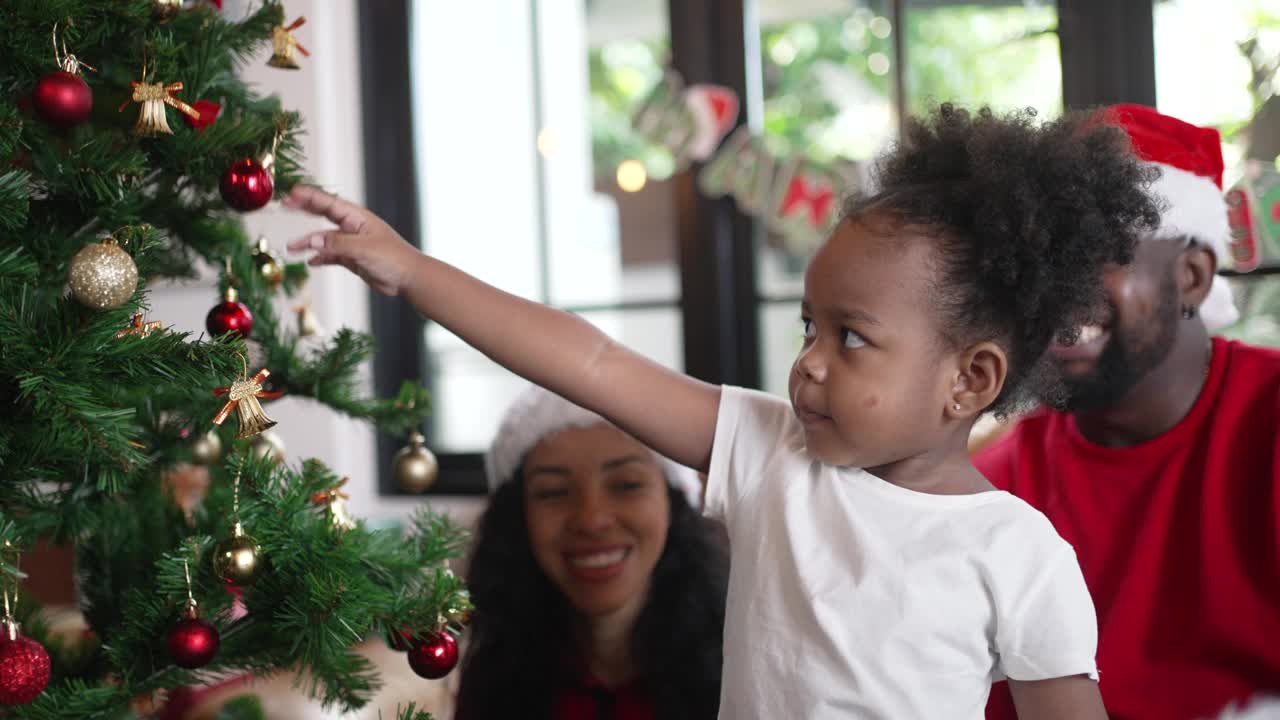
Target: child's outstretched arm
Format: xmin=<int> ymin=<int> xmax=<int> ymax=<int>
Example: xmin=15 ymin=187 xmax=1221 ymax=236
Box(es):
xmin=284 ymin=185 xmax=721 ymax=472
xmin=1008 ymin=676 xmax=1106 ymax=720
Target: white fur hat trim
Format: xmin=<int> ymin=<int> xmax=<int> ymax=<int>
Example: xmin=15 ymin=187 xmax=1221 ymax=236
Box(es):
xmin=1146 ymin=162 xmax=1240 ymax=331
xmin=484 ymin=384 xmax=702 ymax=509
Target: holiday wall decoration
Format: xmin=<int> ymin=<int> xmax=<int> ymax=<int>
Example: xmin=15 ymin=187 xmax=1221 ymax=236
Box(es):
xmin=627 ymin=69 xmax=865 ymax=256
xmin=1227 ymin=161 xmax=1280 ymax=273
xmin=0 ymin=3 xmax=460 ymax=719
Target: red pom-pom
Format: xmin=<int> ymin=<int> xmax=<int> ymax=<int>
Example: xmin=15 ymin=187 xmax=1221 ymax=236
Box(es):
xmin=206 ymin=298 xmax=254 ymax=338
xmin=220 ymin=158 xmax=274 ymax=212
xmin=0 ymin=633 xmax=51 ymax=706
xmin=33 ymin=70 xmax=93 ymax=129
xmin=408 ymin=631 xmax=458 ymax=679
xmin=166 ymin=616 xmax=220 ymax=669
xmin=184 ymin=100 xmax=221 ymax=131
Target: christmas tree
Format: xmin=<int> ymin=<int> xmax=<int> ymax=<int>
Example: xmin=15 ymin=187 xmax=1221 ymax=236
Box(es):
xmin=0 ymin=2 xmax=468 ymax=717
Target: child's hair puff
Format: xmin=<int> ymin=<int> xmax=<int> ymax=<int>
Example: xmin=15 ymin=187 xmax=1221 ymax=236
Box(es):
xmin=844 ymin=103 xmax=1162 ymax=416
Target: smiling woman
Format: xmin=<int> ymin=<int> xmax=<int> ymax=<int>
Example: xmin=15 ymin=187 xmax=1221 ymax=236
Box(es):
xmin=455 ymin=385 xmax=729 ymax=720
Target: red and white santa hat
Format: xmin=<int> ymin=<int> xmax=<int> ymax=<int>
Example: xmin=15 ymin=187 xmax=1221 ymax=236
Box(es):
xmin=485 ymin=384 xmax=703 ymax=509
xmin=1106 ymin=104 xmax=1239 ymax=330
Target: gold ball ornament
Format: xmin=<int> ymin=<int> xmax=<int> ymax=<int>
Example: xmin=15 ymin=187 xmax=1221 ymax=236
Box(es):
xmin=252 ymin=236 xmax=283 ymax=290
xmin=212 ymin=523 xmax=262 ymax=586
xmin=189 ymin=431 xmax=223 ymax=465
xmin=250 ymin=431 xmax=286 ymax=466
xmin=393 ymin=431 xmax=438 ymax=493
xmin=68 ymin=238 xmax=138 ymax=310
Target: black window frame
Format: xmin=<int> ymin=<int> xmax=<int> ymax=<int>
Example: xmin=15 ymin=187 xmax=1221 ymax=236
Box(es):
xmin=358 ymin=0 xmax=1279 ymax=497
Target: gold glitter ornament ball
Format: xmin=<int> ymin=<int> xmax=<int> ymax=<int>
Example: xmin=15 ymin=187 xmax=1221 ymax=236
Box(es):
xmin=68 ymin=239 xmax=138 ymax=310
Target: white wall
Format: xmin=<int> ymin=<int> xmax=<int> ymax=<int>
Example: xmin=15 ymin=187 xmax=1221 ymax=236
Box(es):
xmin=152 ymin=0 xmax=485 ymax=529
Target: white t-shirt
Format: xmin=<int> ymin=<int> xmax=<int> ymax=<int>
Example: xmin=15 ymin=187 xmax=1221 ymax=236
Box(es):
xmin=705 ymin=386 xmax=1098 ymax=720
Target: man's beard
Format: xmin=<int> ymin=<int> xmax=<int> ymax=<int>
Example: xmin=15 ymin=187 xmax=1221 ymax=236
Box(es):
xmin=1057 ymin=275 xmax=1181 ymax=414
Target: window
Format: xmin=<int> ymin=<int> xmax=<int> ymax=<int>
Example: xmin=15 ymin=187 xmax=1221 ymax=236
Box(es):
xmin=408 ymin=2 xmax=682 ymax=457
xmin=1155 ymin=0 xmax=1280 ymax=346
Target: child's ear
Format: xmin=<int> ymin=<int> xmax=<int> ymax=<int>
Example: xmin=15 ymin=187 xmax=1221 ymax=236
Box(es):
xmin=948 ymin=341 xmax=1007 ymax=418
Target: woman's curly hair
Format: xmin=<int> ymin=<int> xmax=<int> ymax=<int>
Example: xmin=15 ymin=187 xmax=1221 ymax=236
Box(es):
xmin=455 ymin=474 xmax=729 ymax=720
xmin=845 ymin=103 xmax=1162 ymax=415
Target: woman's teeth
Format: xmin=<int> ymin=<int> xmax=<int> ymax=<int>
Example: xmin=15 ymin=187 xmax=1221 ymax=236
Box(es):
xmin=570 ymin=549 xmax=628 ymax=568
xmin=1077 ymin=324 xmax=1105 ymax=344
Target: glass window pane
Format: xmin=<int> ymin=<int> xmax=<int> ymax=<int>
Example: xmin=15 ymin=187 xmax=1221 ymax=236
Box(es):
xmin=547 ymin=1 xmax=680 ymax=307
xmin=760 ymin=300 xmax=804 ymax=399
xmin=755 ymin=1 xmax=900 ymax=300
xmin=426 ymin=307 xmax=683 ymax=452
xmin=1155 ymin=0 xmax=1280 ymax=347
xmin=903 ymin=1 xmax=1061 ymax=117
xmin=412 ymin=1 xmax=686 ymax=452
xmin=411 ymin=2 xmax=543 ymax=301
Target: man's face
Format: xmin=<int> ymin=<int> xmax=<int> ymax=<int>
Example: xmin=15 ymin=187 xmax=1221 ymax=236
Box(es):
xmin=1047 ymin=239 xmax=1185 ymax=412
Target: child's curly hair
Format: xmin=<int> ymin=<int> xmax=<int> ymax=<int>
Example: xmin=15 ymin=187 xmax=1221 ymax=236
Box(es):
xmin=844 ymin=103 xmax=1162 ymax=416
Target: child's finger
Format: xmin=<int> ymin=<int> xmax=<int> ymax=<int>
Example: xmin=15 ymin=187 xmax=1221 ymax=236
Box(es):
xmin=283 ymin=185 xmax=368 ymax=234
xmin=287 ymin=230 xmax=358 ymax=255
xmin=287 ymin=231 xmax=329 ymax=253
xmin=306 ymin=251 xmax=342 ymax=267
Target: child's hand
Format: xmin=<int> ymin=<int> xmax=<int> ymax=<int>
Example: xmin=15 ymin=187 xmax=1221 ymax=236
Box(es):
xmin=283 ymin=185 xmax=421 ymax=296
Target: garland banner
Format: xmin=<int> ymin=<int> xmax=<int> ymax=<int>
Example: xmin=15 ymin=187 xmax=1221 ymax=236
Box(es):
xmin=1227 ymin=161 xmax=1280 ymax=272
xmin=630 ymin=70 xmax=868 ymax=255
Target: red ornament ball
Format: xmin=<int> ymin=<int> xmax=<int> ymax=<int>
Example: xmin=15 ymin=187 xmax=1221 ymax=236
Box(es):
xmin=408 ymin=631 xmax=458 ymax=679
xmin=33 ymin=70 xmax=93 ymax=129
xmin=220 ymin=157 xmax=274 ymax=212
xmin=166 ymin=616 xmax=220 ymax=669
xmin=206 ymin=298 xmax=254 ymax=338
xmin=0 ymin=634 xmax=51 ymax=706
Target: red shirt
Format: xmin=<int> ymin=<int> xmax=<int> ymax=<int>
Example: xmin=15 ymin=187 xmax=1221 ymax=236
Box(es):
xmin=552 ymin=669 xmax=655 ymax=720
xmin=978 ymin=338 xmax=1280 ymax=720
xmin=455 ymin=660 xmax=656 ymax=720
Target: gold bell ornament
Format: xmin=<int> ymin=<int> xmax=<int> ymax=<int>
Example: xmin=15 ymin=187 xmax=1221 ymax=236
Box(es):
xmin=311 ymin=477 xmax=357 ymax=532
xmin=252 ymin=236 xmax=283 ymax=290
xmin=393 ymin=431 xmax=438 ymax=493
xmin=115 ymin=312 xmax=163 ymax=339
xmin=267 ymin=17 xmax=310 ymax=69
xmin=117 ymin=64 xmax=199 ymax=137
xmin=294 ymin=303 xmax=320 ymax=337
xmin=212 ymin=361 xmax=284 ymax=440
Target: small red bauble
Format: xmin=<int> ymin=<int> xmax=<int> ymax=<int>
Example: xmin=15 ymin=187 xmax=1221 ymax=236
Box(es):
xmin=206 ymin=287 xmax=254 ymax=338
xmin=166 ymin=614 xmax=220 ymax=669
xmin=0 ymin=631 xmax=52 ymax=706
xmin=407 ymin=631 xmax=458 ymax=679
xmin=220 ymin=157 xmax=274 ymax=212
xmin=33 ymin=70 xmax=93 ymax=129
